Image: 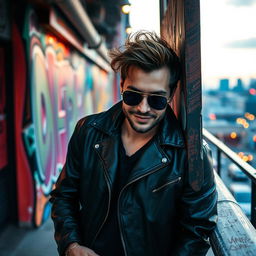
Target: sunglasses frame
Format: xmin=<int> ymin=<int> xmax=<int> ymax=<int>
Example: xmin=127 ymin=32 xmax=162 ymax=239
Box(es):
xmin=121 ymin=89 xmax=170 ymax=110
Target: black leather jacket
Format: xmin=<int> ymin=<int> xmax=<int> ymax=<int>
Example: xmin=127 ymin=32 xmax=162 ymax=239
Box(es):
xmin=50 ymin=102 xmax=218 ymax=256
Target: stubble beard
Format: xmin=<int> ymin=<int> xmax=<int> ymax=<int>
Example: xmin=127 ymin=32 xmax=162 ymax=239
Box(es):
xmin=123 ymin=108 xmax=165 ymax=134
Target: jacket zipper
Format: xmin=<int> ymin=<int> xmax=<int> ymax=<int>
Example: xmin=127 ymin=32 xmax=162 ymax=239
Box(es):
xmin=91 ymin=152 xmax=112 ymax=246
xmin=152 ymin=177 xmax=181 ymax=193
xmin=117 ymin=162 xmax=169 ymax=256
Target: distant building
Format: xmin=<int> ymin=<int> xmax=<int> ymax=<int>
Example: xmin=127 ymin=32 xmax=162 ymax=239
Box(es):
xmin=249 ymin=78 xmax=256 ymax=89
xmin=219 ymin=78 xmax=230 ymax=91
xmin=203 ymin=91 xmax=245 ymax=122
xmin=233 ymin=78 xmax=244 ymax=92
xmin=245 ymin=96 xmax=256 ymax=115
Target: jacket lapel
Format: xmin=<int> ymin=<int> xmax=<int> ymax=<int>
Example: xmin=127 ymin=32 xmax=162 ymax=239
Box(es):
xmin=127 ymin=141 xmax=171 ymax=183
xmin=95 ymin=135 xmax=120 ymax=187
xmin=96 ymin=136 xmax=170 ymax=187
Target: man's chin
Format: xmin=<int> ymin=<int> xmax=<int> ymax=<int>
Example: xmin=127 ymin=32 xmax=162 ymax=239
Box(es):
xmin=130 ymin=122 xmax=154 ymax=133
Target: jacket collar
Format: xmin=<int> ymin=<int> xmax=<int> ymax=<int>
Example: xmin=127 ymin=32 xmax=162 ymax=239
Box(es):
xmin=89 ymin=101 xmax=185 ymax=148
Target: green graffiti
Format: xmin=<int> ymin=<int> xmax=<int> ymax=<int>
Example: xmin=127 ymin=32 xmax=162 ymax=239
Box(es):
xmin=31 ymin=45 xmax=56 ymax=182
xmin=23 ymin=124 xmax=36 ymax=156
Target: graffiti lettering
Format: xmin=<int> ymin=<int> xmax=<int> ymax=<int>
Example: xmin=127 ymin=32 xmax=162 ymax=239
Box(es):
xmin=23 ymin=10 xmax=114 ymax=226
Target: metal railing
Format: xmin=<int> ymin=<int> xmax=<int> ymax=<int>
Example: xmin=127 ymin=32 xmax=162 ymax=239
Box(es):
xmin=203 ymin=128 xmax=256 ymax=228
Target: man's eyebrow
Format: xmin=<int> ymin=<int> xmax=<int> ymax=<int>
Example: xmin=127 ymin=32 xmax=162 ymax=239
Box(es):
xmin=127 ymin=85 xmax=167 ymax=95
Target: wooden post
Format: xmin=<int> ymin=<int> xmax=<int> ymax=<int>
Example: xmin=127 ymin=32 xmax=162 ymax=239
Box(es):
xmin=161 ymin=0 xmax=203 ymax=191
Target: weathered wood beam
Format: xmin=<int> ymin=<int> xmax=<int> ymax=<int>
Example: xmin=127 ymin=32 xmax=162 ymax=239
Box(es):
xmin=161 ymin=0 xmax=203 ymax=191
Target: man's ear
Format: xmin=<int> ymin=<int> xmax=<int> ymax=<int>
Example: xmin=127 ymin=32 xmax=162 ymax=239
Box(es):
xmin=169 ymin=86 xmax=177 ymax=101
xmin=120 ymin=80 xmax=124 ymax=92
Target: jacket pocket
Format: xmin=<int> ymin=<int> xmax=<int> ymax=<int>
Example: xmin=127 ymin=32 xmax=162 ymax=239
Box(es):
xmin=152 ymin=177 xmax=181 ymax=193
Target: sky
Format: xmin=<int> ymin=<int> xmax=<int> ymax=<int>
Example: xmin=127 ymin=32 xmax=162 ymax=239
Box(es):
xmin=129 ymin=0 xmax=160 ymax=34
xmin=129 ymin=0 xmax=256 ymax=89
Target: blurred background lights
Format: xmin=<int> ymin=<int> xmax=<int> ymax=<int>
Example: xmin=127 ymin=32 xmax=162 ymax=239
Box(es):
xmin=249 ymin=88 xmax=256 ymax=95
xmin=230 ymin=132 xmax=237 ymax=139
xmin=243 ymin=155 xmax=249 ymax=162
xmin=238 ymin=152 xmax=244 ymax=157
xmin=244 ymin=123 xmax=249 ymax=129
xmin=237 ymin=152 xmax=253 ymax=162
xmin=248 ymin=154 xmax=253 ymax=161
xmin=236 ymin=117 xmax=251 ymax=128
xmin=122 ymin=4 xmax=131 ymax=14
xmin=209 ymin=113 xmax=216 ymax=120
xmin=125 ymin=26 xmax=132 ymax=34
xmin=244 ymin=112 xmax=254 ymax=120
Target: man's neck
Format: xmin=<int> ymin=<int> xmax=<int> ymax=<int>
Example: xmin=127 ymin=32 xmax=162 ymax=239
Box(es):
xmin=121 ymin=119 xmax=158 ymax=156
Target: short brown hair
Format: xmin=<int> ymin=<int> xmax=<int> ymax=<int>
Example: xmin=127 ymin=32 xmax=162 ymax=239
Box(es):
xmin=109 ymin=31 xmax=181 ymax=92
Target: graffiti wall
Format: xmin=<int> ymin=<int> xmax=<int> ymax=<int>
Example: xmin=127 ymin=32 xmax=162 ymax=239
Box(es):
xmin=14 ymin=8 xmax=115 ymax=227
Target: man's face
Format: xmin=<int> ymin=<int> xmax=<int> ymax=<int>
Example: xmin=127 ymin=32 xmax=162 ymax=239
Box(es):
xmin=121 ymin=66 xmax=171 ymax=134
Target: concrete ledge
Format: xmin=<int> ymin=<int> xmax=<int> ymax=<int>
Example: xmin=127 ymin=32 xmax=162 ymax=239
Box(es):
xmin=210 ymin=172 xmax=256 ymax=255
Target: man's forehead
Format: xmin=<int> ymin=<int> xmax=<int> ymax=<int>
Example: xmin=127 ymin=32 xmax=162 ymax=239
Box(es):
xmin=126 ymin=65 xmax=141 ymax=78
xmin=126 ymin=65 xmax=169 ymax=79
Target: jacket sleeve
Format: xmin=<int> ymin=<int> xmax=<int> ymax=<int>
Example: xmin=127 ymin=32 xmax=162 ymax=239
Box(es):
xmin=50 ymin=120 xmax=84 ymax=256
xmin=174 ymin=141 xmax=218 ymax=255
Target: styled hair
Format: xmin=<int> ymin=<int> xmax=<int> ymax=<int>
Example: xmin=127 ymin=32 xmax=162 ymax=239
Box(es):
xmin=109 ymin=31 xmax=181 ymax=92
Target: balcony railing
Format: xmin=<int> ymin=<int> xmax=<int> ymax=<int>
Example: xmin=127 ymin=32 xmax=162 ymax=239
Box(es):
xmin=203 ymin=128 xmax=256 ymax=227
xmin=210 ymin=171 xmax=256 ymax=255
xmin=203 ymin=128 xmax=256 ymax=255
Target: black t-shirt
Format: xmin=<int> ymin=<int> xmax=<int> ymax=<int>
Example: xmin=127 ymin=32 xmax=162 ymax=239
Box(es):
xmin=92 ymin=136 xmax=154 ymax=256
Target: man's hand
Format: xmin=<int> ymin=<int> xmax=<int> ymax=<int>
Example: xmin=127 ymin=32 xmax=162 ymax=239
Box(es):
xmin=66 ymin=243 xmax=100 ymax=256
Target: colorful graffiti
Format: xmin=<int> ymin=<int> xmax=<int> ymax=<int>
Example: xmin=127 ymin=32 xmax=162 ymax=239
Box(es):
xmin=0 ymin=48 xmax=7 ymax=170
xmin=15 ymin=8 xmax=114 ymax=227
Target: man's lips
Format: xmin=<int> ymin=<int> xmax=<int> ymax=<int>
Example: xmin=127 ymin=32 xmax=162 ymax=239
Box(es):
xmin=133 ymin=114 xmax=154 ymax=123
xmin=134 ymin=114 xmax=151 ymax=119
xmin=129 ymin=110 xmax=156 ymax=118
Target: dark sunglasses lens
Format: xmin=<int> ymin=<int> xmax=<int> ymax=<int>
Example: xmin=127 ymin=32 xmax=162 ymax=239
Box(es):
xmin=148 ymin=96 xmax=167 ymax=110
xmin=123 ymin=91 xmax=142 ymax=106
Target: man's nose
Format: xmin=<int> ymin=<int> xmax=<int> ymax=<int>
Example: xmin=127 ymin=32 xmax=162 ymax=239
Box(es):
xmin=137 ymin=96 xmax=150 ymax=113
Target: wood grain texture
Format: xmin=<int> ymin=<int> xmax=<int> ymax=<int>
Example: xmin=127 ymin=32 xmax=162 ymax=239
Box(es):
xmin=161 ymin=0 xmax=203 ymax=191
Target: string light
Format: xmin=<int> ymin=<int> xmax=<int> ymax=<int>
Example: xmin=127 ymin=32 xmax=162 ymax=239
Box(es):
xmin=122 ymin=4 xmax=131 ymax=14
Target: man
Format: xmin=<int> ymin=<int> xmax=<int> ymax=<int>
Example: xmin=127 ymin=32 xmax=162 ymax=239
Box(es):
xmin=50 ymin=31 xmax=217 ymax=256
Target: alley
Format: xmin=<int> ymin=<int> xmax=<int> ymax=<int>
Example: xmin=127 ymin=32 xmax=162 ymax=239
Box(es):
xmin=0 ymin=218 xmax=57 ymax=256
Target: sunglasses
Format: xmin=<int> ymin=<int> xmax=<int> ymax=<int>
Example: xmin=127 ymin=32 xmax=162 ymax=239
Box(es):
xmin=121 ymin=89 xmax=170 ymax=110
